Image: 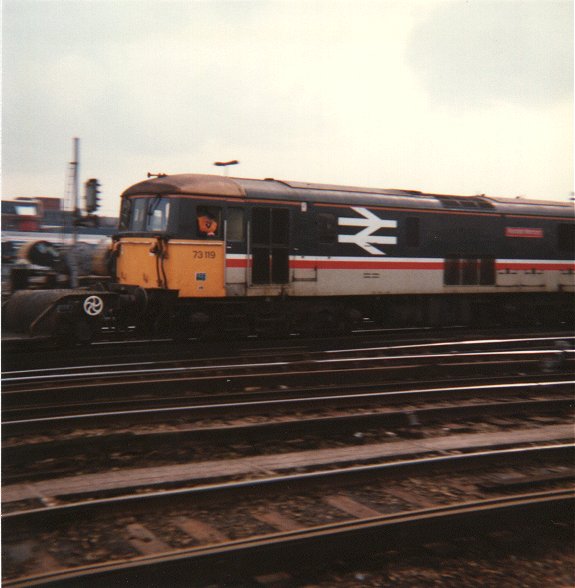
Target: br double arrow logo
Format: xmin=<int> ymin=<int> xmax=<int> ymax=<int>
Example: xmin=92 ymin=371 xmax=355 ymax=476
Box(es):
xmin=338 ymin=207 xmax=397 ymax=255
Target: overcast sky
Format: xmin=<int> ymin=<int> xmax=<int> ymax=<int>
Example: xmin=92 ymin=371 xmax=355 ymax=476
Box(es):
xmin=2 ymin=0 xmax=573 ymax=216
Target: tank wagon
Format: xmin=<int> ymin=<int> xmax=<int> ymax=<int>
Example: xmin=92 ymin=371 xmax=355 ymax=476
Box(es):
xmin=4 ymin=173 xmax=574 ymax=341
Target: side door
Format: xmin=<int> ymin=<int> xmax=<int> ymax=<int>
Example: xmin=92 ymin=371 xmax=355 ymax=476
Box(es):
xmin=250 ymin=207 xmax=290 ymax=285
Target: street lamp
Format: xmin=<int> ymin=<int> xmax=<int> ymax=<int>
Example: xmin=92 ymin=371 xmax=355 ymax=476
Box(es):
xmin=214 ymin=160 xmax=239 ymax=176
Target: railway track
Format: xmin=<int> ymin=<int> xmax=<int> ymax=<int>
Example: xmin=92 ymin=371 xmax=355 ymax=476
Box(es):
xmin=3 ymin=331 xmax=574 ymax=585
xmin=4 ymin=441 xmax=573 ymax=586
xmin=3 ymin=380 xmax=573 ymax=481
xmin=3 ymin=326 xmax=573 ymax=370
xmin=3 ymin=323 xmax=456 ymax=369
xmin=2 ymin=334 xmax=573 ymax=420
xmin=5 ymin=332 xmax=573 ymax=380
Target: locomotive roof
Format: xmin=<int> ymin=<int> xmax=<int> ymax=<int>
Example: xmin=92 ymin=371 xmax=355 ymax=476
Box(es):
xmin=122 ymin=173 xmax=574 ymax=218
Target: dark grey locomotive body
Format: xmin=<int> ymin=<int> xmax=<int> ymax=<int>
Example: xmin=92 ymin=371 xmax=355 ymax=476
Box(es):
xmin=113 ymin=174 xmax=574 ymax=334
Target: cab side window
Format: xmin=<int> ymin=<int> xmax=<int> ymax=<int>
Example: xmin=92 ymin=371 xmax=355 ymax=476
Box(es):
xmin=197 ymin=206 xmax=222 ymax=238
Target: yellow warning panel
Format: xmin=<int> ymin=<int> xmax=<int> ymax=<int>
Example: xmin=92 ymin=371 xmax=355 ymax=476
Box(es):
xmin=116 ymin=238 xmax=161 ymax=288
xmin=116 ymin=238 xmax=225 ymax=298
xmin=164 ymin=240 xmax=225 ymax=297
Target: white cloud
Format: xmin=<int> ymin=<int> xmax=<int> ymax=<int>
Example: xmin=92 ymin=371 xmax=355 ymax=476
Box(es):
xmin=408 ymin=0 xmax=573 ymax=107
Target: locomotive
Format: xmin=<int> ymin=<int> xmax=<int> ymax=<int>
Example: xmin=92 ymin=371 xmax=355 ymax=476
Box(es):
xmin=4 ymin=173 xmax=574 ymax=341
